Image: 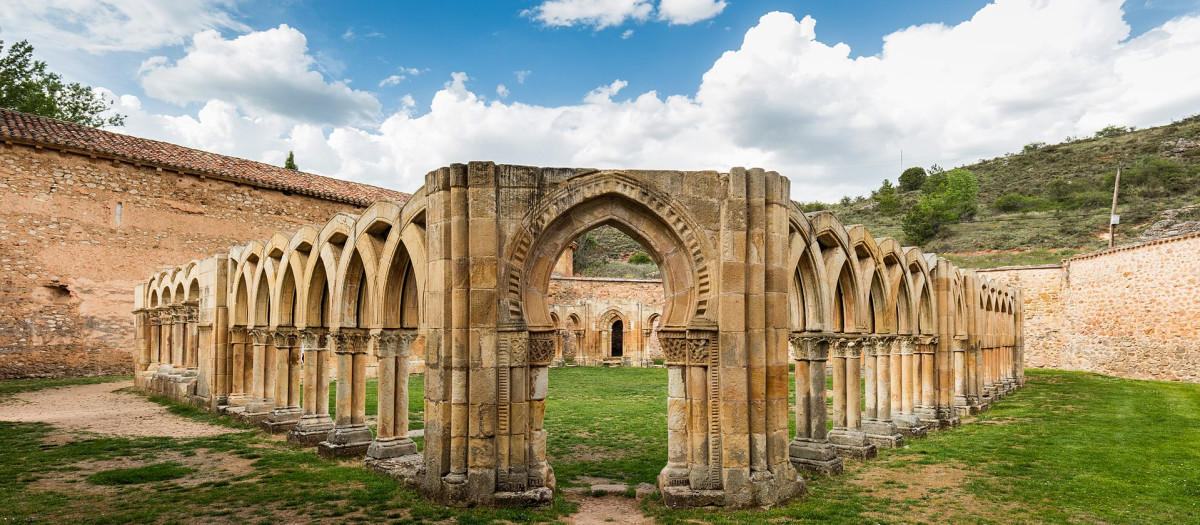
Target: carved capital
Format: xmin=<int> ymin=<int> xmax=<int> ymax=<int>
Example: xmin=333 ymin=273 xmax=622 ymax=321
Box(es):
xmin=374 ymin=329 xmax=419 ymax=358
xmin=788 ymin=333 xmax=830 ymax=361
xmin=272 ymin=329 xmax=296 ymax=348
xmin=528 ymin=331 xmax=555 ymax=365
xmin=657 ymin=329 xmax=713 ymax=366
xmin=334 ymin=329 xmax=369 ymax=355
xmin=299 ymin=329 xmax=327 ymax=351
xmin=249 ymin=328 xmax=272 ymax=345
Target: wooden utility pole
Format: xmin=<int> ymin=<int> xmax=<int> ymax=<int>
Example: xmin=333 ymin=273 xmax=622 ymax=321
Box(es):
xmin=1109 ymin=162 xmax=1122 ymax=248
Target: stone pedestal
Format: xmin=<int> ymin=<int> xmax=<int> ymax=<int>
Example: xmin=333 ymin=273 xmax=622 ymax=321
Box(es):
xmin=287 ymin=414 xmax=335 ymax=446
xmin=829 ymin=429 xmax=877 ymax=460
xmin=861 ymin=420 xmax=904 ymax=448
xmin=318 ymin=424 xmax=373 ymax=458
xmin=262 ymin=406 xmax=303 ymax=434
xmin=789 ymin=438 xmax=843 ymax=476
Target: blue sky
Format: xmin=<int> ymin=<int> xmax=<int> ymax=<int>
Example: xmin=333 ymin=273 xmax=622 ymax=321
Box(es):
xmin=3 ymin=1 xmax=1200 ymax=200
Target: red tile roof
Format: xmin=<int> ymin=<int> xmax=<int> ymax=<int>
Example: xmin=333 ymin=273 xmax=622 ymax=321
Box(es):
xmin=0 ymin=108 xmax=409 ymax=206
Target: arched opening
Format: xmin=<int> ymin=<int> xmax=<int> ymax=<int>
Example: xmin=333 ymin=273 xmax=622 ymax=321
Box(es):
xmin=518 ymin=188 xmax=701 ymax=494
xmin=610 ymin=319 xmax=624 ymax=357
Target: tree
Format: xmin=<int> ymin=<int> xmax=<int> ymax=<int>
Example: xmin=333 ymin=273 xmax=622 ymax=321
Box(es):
xmin=0 ymin=39 xmax=124 ymax=128
xmin=284 ymin=151 xmax=298 ymax=170
xmin=1095 ymin=125 xmax=1134 ymax=139
xmin=873 ymin=178 xmax=900 ymax=216
xmin=903 ymin=168 xmax=979 ymax=244
xmin=898 ymin=166 xmax=927 ymax=192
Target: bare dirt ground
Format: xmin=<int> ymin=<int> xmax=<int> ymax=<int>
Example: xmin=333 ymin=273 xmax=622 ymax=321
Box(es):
xmin=0 ymin=380 xmax=232 ymax=438
xmin=564 ymin=494 xmax=654 ymax=525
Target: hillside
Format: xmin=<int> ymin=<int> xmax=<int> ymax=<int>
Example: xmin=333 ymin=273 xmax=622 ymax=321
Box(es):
xmin=809 ymin=114 xmax=1200 ymax=267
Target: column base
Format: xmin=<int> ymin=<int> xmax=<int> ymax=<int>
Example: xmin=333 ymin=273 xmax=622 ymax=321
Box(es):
xmin=318 ymin=424 xmax=373 ymax=458
xmin=828 ymin=429 xmax=878 ymax=460
xmin=861 ymin=420 xmax=904 ymax=448
xmin=789 ymin=438 xmax=844 ymax=476
xmin=366 ymin=437 xmax=418 ymax=459
xmin=660 ymin=467 xmax=804 ymax=509
xmin=893 ymin=413 xmax=929 ymax=439
xmin=365 ymin=452 xmax=424 ymax=485
xmin=262 ymin=406 xmax=303 ymax=434
xmin=287 ymin=415 xmax=335 ymax=446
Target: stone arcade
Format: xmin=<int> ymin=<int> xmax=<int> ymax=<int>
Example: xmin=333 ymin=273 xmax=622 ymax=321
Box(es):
xmin=134 ymin=162 xmax=1023 ymax=508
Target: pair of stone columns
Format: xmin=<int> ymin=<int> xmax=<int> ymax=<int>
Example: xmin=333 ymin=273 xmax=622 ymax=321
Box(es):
xmin=366 ymin=329 xmax=421 ymax=462
xmin=287 ymin=329 xmax=334 ymax=446
xmin=788 ymin=335 xmax=843 ymax=475
xmin=861 ymin=335 xmax=904 ymax=448
xmin=243 ymin=328 xmax=277 ymax=418
xmin=826 ymin=336 xmax=876 ymax=460
xmin=263 ymin=330 xmax=303 ymax=433
xmin=317 ymin=329 xmax=372 ymax=457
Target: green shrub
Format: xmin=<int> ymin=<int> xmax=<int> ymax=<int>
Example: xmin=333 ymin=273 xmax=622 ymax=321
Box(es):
xmin=993 ymin=193 xmax=1039 ymax=212
xmin=627 ymin=252 xmax=652 ymax=265
xmin=1022 ymin=141 xmax=1047 ymax=154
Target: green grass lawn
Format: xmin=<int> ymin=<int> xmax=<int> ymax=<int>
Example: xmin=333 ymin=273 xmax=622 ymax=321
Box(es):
xmin=2 ymin=369 xmax=1197 ymax=523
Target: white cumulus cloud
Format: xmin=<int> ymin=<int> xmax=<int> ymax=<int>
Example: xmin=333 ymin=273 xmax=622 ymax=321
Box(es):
xmin=139 ymin=25 xmax=381 ymax=126
xmin=0 ymin=0 xmax=246 ymax=53
xmin=524 ymin=0 xmax=654 ymax=29
xmin=110 ymin=0 xmax=1200 ymax=203
xmin=658 ymin=0 xmax=727 ymax=25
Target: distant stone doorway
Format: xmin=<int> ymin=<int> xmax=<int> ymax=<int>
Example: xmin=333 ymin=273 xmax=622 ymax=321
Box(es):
xmin=611 ymin=320 xmax=623 ymax=357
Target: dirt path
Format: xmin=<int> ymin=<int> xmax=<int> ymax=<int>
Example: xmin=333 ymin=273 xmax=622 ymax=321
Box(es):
xmin=0 ymin=380 xmax=233 ymax=438
xmin=564 ymin=494 xmax=654 ymax=525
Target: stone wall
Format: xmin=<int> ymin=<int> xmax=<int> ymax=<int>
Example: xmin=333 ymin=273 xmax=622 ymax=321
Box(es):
xmin=547 ymin=275 xmax=665 ymax=363
xmin=978 ymin=232 xmax=1200 ymax=382
xmin=0 ymin=144 xmax=365 ymax=378
xmin=973 ymin=265 xmax=1064 ymax=369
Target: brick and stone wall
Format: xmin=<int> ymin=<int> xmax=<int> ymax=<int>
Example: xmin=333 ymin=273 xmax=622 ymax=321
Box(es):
xmin=979 ymin=233 xmax=1200 ymax=382
xmin=0 ymin=144 xmax=366 ymax=378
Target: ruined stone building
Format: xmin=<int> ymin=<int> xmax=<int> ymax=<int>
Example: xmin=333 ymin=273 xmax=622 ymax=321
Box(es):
xmin=0 ymin=108 xmax=408 ymax=379
xmin=133 ymin=160 xmax=1024 ymax=508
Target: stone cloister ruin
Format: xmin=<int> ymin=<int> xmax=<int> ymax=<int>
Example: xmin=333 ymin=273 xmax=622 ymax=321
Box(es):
xmin=134 ymin=162 xmax=1022 ymax=508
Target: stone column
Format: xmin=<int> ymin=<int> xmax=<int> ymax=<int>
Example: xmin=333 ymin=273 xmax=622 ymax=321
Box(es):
xmin=828 ymin=336 xmax=876 ymax=460
xmin=319 ymin=329 xmax=373 ymax=457
xmin=148 ymin=309 xmax=162 ymax=370
xmin=185 ymin=304 xmax=199 ymax=369
xmin=288 ymin=329 xmax=334 ymax=446
xmin=229 ymin=327 xmax=248 ymax=402
xmin=789 ymin=335 xmax=843 ymax=475
xmin=892 ymin=336 xmax=927 ymax=438
xmin=134 ymin=309 xmax=151 ymax=373
xmin=915 ymin=336 xmax=938 ymax=428
xmin=553 ymin=329 xmax=566 ymax=367
xmin=171 ymin=306 xmax=185 ymax=367
xmin=952 ymin=337 xmax=969 ymax=413
xmin=862 ymin=336 xmax=902 ymax=448
xmin=244 ymin=328 xmax=274 ymax=417
xmin=367 ymin=329 xmax=422 ymax=464
xmin=264 ymin=330 xmax=302 ymax=433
